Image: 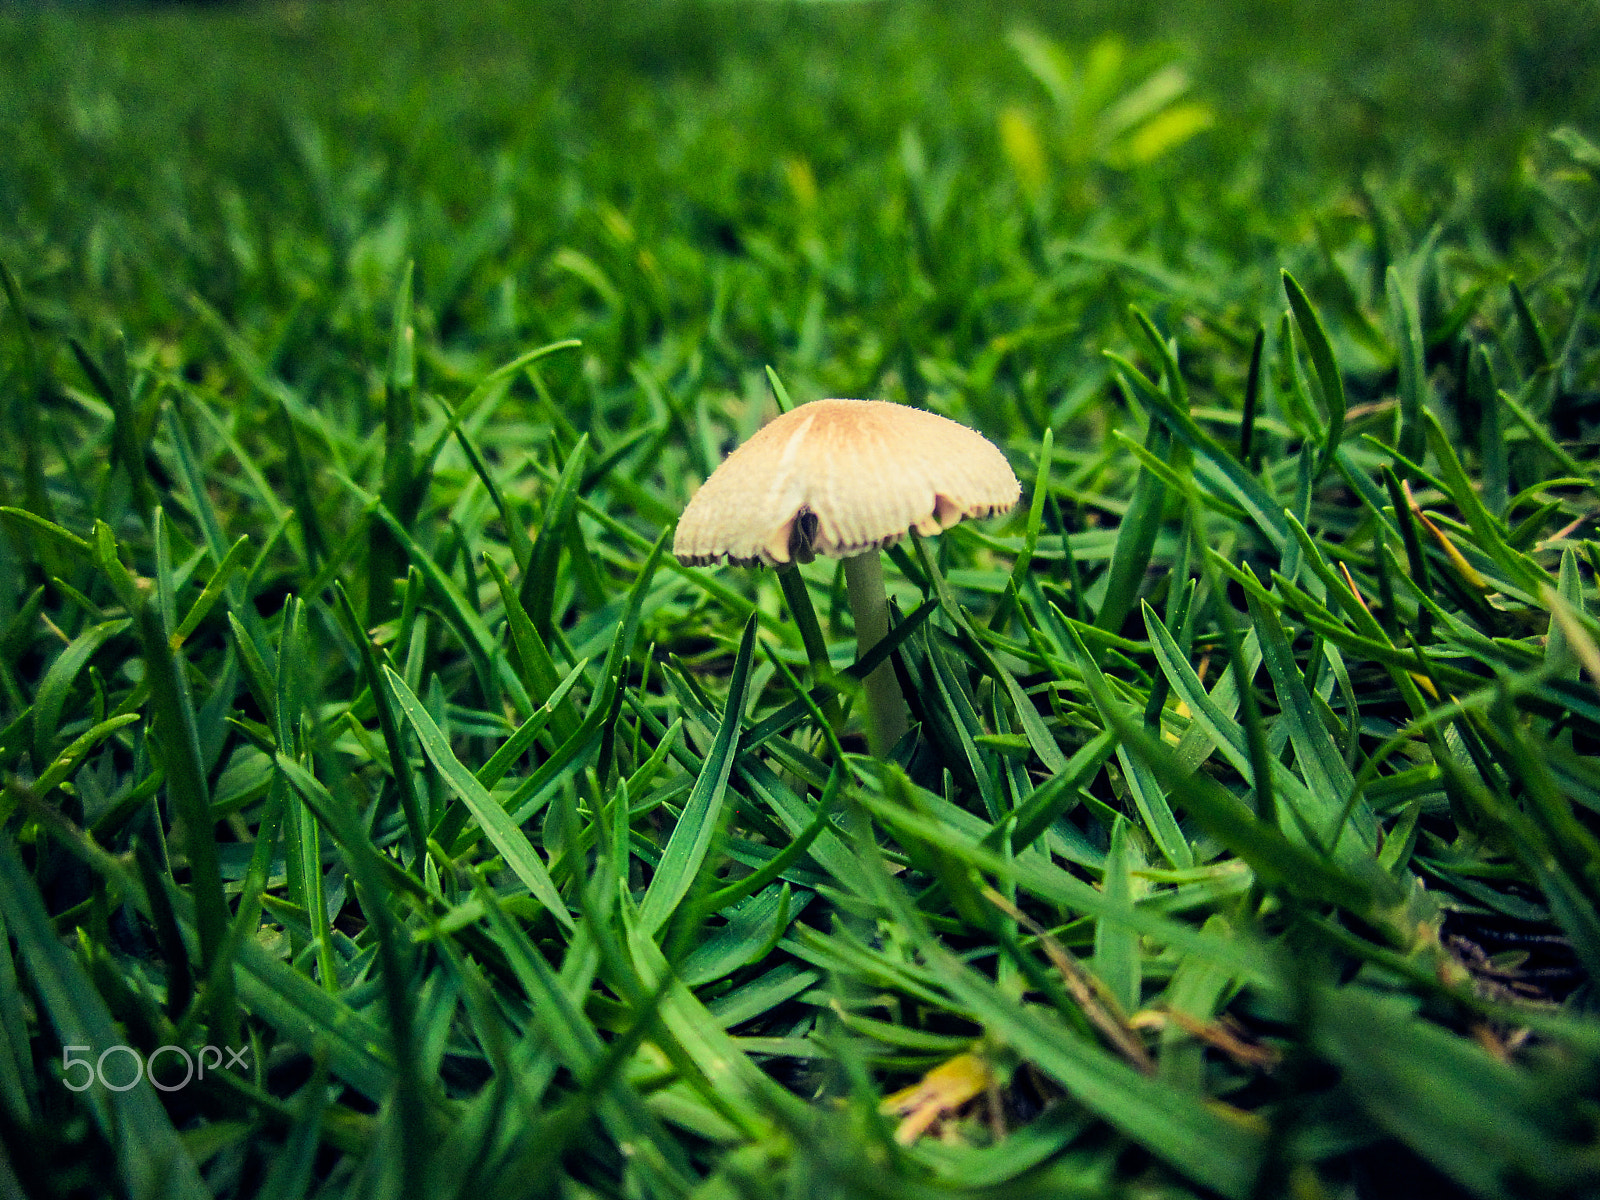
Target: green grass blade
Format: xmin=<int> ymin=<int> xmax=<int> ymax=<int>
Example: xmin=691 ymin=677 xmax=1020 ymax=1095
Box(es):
xmin=681 ymin=884 xmax=806 ymax=989
xmin=330 ymin=581 xmax=428 ymax=862
xmin=273 ymin=747 xmax=432 ymax=1200
xmin=0 ymin=506 xmax=92 ymax=559
xmin=485 ymin=552 xmax=582 ymax=736
xmin=171 ymin=535 xmax=249 ymax=647
xmin=624 ymin=912 xmax=784 ymax=1133
xmin=1095 ymin=401 xmax=1169 ymax=634
xmin=1282 ymin=270 xmax=1347 ymax=480
xmin=31 ymin=617 xmax=129 ymax=768
xmin=256 ymin=1055 xmax=332 ymax=1200
xmin=1116 ymin=353 xmax=1290 ymax=553
xmin=1423 ymin=409 xmax=1549 ymax=594
xmin=0 ymin=258 xmax=51 ymax=523
xmin=476 ymin=881 xmax=699 ymax=1190
xmin=1113 ymin=739 xmax=1193 ymax=870
xmin=1508 ymin=276 xmax=1553 ymax=375
xmin=371 ymin=260 xmax=418 ymax=623
xmin=520 ymin=432 xmax=590 ymax=640
xmin=342 ymin=477 xmax=527 ymax=711
xmin=1243 ymin=590 xmax=1376 ymax=854
xmin=764 ymin=364 xmax=795 ymax=414
xmin=499 ymin=671 xmax=617 ymax=827
xmin=383 ymin=665 xmax=573 ymax=928
xmin=1093 ymin=815 xmax=1144 ymax=1014
xmin=475 ymin=657 xmax=588 ymax=790
xmin=134 ymin=594 xmax=235 ymax=1042
xmin=1386 ymin=264 xmax=1427 ymax=464
xmin=70 ymin=332 xmax=158 ymax=523
xmin=35 ymin=713 xmax=140 ymax=796
xmin=639 ymin=615 xmax=756 ymax=935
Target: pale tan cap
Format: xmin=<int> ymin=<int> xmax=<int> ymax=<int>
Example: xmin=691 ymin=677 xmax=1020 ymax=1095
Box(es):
xmin=675 ymin=398 xmax=1021 ymax=567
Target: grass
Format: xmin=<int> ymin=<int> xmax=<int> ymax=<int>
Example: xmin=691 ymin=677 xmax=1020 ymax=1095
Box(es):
xmin=2 ymin=0 xmax=1600 ymax=1196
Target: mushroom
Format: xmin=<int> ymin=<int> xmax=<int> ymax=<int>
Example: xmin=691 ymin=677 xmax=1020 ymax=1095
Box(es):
xmin=674 ymin=398 xmax=1020 ymax=754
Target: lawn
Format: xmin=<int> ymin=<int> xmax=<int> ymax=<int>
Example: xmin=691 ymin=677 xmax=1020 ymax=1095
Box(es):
xmin=2 ymin=1 xmax=1600 ymax=1197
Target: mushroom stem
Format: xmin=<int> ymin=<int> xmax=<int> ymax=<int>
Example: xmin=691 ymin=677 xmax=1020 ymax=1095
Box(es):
xmin=843 ymin=551 xmax=909 ymax=755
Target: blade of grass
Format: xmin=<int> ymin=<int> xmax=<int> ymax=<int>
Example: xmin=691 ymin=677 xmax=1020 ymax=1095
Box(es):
xmin=1095 ymin=405 xmax=1169 ymax=635
xmin=1113 ymin=738 xmax=1193 ymax=870
xmin=484 ymin=553 xmax=582 ymax=738
xmin=330 ymin=582 xmax=428 ymax=862
xmin=1386 ymin=264 xmax=1427 ymax=464
xmin=1423 ymin=409 xmax=1549 ymax=595
xmin=1115 ymin=352 xmax=1290 ymax=554
xmin=1282 ymin=271 xmax=1347 ymax=482
xmin=912 ymin=534 xmax=1066 ymax=773
xmin=520 ymin=433 xmax=590 ymax=640
xmin=1313 ymin=982 xmax=1597 ymax=1197
xmin=476 ymin=657 xmax=589 ymax=790
xmin=340 ymin=477 xmax=527 ymax=712
xmin=31 ymin=617 xmax=129 ymax=769
xmin=134 ymin=591 xmax=236 ymax=1046
xmin=1244 ymin=590 xmax=1376 ymax=855
xmin=371 ymin=260 xmax=419 ymax=623
xmin=270 ymin=750 xmax=431 ymax=1200
xmin=0 ymin=258 xmax=52 ymax=524
xmin=1093 ymin=815 xmax=1143 ymax=1015
xmin=383 ymin=665 xmax=573 ymax=929
xmin=1237 ymin=328 xmax=1267 ymax=472
xmin=640 ymin=615 xmax=756 ymax=935
xmin=70 ymin=332 xmax=159 ymax=524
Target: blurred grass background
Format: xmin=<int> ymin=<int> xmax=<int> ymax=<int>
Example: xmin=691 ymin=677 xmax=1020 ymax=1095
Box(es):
xmin=6 ymin=0 xmax=1597 ymax=370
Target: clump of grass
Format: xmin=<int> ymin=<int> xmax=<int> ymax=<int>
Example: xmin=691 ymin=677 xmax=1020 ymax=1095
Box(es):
xmin=2 ymin=2 xmax=1600 ymax=1198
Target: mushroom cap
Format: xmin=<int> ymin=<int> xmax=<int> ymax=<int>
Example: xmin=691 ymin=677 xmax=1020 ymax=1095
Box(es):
xmin=674 ymin=398 xmax=1021 ymax=567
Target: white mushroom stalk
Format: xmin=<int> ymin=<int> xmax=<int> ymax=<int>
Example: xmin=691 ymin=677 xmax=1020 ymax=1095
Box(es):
xmin=674 ymin=399 xmax=1020 ymax=756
